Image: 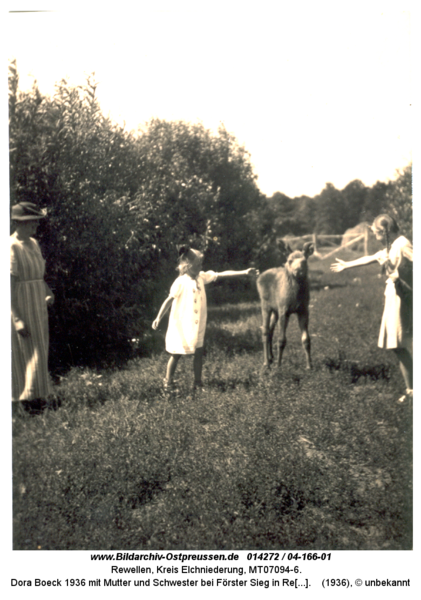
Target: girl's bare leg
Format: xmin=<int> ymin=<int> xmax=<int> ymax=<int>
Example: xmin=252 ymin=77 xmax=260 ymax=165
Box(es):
xmin=165 ymin=354 xmax=181 ymax=384
xmin=193 ymin=347 xmax=204 ymax=384
xmin=393 ymin=348 xmax=413 ymax=391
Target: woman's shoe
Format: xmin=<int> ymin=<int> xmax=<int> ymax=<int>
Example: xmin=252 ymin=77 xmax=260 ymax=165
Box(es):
xmin=397 ymin=388 xmax=413 ymax=403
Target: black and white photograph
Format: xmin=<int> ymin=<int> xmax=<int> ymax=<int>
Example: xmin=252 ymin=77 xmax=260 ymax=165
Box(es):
xmin=3 ymin=0 xmax=418 ymax=597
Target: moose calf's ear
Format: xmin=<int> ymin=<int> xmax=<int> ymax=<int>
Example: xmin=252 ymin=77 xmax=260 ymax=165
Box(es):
xmin=303 ymin=242 xmax=314 ymax=258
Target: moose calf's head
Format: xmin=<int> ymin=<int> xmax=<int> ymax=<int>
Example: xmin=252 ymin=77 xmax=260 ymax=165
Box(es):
xmin=285 ymin=242 xmax=314 ymax=280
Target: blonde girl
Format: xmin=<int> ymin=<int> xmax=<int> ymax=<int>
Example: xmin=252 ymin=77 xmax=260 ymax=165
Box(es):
xmin=331 ymin=214 xmax=413 ymax=403
xmin=152 ymin=246 xmax=257 ymax=392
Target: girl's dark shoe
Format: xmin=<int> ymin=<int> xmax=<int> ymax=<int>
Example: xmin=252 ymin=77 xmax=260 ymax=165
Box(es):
xmin=163 ymin=379 xmax=179 ymax=396
xmin=193 ymin=381 xmax=206 ymax=394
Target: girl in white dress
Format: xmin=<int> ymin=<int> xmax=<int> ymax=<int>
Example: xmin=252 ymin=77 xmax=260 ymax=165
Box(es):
xmin=152 ymin=246 xmax=257 ymax=392
xmin=331 ymin=214 xmax=413 ymax=403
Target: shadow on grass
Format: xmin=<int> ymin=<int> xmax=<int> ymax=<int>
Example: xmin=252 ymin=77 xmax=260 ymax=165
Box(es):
xmin=127 ymin=474 xmax=171 ymax=509
xmin=206 ymin=326 xmax=261 ymax=355
xmin=207 ymin=303 xmax=260 ymax=323
xmin=325 ymin=352 xmax=391 ymax=384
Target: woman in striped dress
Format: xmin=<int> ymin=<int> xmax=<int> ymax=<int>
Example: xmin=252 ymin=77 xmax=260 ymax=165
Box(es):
xmin=11 ymin=202 xmax=54 ymax=411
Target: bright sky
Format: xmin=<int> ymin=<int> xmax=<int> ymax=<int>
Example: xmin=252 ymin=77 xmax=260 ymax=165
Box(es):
xmin=6 ymin=1 xmax=412 ymax=198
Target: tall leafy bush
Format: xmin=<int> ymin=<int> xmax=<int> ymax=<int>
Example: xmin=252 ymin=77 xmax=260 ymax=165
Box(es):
xmin=9 ymin=62 xmax=150 ymax=368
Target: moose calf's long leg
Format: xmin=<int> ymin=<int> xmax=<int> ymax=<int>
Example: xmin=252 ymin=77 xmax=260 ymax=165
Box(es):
xmin=268 ymin=311 xmax=278 ymax=364
xmin=261 ymin=307 xmax=273 ymax=367
xmin=277 ymin=312 xmax=289 ymax=367
xmin=262 ymin=308 xmax=278 ymax=366
xmin=297 ymin=311 xmax=312 ymax=369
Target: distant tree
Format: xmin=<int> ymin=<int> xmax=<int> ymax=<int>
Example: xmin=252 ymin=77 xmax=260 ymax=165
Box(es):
xmin=315 ymin=183 xmax=345 ymax=234
xmin=268 ymin=192 xmax=294 ymax=213
xmin=266 ymin=192 xmax=306 ymax=236
xmin=385 ymin=164 xmax=412 ymax=240
xmin=340 ymin=179 xmax=368 ymax=229
xmin=360 ymin=180 xmax=389 ymax=224
xmin=252 ymin=190 xmax=318 ymax=270
xmin=292 ymin=195 xmax=317 ymax=234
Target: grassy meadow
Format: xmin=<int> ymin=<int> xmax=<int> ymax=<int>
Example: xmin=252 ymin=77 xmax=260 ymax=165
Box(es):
xmin=12 ymin=250 xmax=412 ymax=550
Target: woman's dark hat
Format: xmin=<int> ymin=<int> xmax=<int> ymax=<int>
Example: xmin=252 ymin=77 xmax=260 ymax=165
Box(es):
xmin=11 ymin=202 xmax=45 ymax=221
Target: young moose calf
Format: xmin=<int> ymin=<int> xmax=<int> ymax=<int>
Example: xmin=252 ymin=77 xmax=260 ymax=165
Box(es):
xmin=257 ymin=242 xmax=314 ymax=368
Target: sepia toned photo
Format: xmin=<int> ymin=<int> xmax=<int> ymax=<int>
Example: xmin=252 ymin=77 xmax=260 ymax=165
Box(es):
xmin=5 ymin=2 xmax=417 ymax=591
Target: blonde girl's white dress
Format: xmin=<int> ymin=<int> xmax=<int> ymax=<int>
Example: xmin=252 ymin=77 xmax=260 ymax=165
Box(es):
xmin=375 ymin=236 xmax=413 ymax=350
xmin=165 ymin=271 xmax=218 ymax=355
xmin=11 ymin=233 xmax=52 ymax=401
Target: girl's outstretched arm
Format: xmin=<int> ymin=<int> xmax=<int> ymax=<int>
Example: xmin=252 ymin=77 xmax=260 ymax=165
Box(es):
xmin=330 ymin=255 xmax=379 ymax=273
xmin=217 ymin=268 xmax=258 ymax=279
xmin=152 ymin=296 xmax=174 ymax=329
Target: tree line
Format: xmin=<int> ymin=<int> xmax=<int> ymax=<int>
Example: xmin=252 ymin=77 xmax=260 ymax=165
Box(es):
xmin=8 ymin=61 xmax=412 ymax=371
xmin=262 ymin=170 xmax=412 ymax=240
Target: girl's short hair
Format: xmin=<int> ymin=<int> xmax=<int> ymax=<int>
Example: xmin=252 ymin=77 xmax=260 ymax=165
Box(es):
xmin=372 ymin=214 xmax=399 ymax=235
xmin=177 ymin=245 xmax=203 ymax=275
